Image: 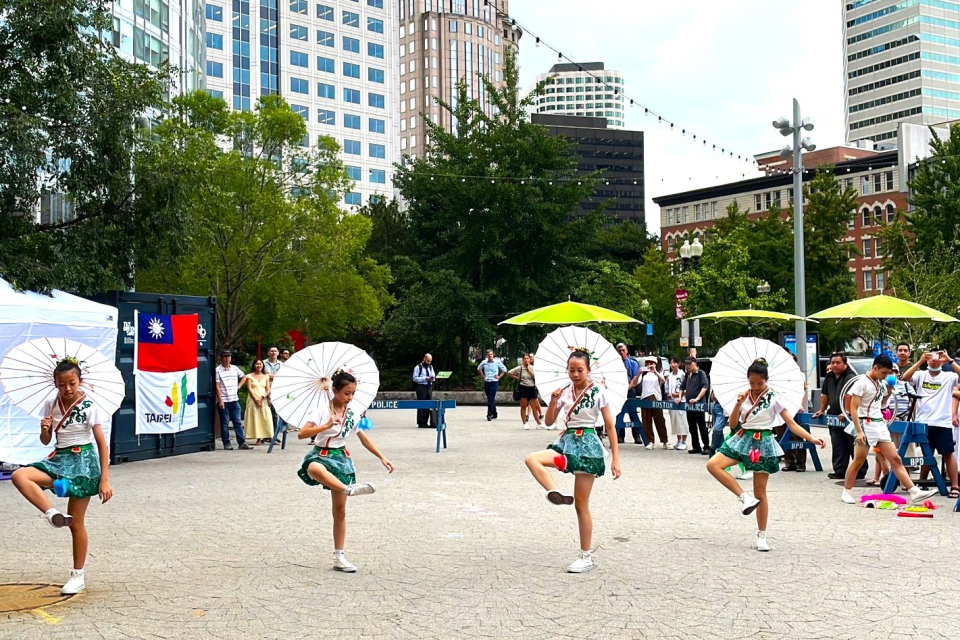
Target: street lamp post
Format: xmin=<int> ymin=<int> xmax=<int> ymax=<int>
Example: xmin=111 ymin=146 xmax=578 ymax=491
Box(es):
xmin=677 ymin=238 xmax=704 ymax=350
xmin=678 ymin=239 xmax=692 ymax=273
xmin=757 ymin=281 xmax=771 ymax=295
xmin=772 ymin=99 xmax=815 ymax=381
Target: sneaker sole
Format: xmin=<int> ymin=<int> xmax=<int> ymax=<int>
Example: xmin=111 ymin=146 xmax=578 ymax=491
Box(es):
xmin=333 ymin=566 xmax=357 ymax=573
xmin=50 ymin=513 xmax=73 ymax=528
xmin=741 ymin=502 xmax=760 ymax=516
xmin=546 ymin=490 xmax=574 ymax=506
xmin=755 ymin=546 xmax=770 ymax=553
xmin=910 ymin=490 xmax=939 ymax=504
xmin=60 ymin=585 xmax=85 ymax=595
xmin=567 ymin=564 xmax=594 ymax=573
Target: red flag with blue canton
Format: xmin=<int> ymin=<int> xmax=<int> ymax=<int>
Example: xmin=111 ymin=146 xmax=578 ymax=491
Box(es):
xmin=137 ymin=314 xmax=198 ymax=373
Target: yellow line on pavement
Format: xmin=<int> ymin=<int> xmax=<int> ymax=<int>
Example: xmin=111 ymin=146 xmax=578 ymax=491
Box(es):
xmin=32 ymin=608 xmax=60 ymax=624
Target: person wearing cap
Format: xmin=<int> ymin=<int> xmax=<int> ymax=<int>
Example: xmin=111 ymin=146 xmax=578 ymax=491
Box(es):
xmin=215 ymin=350 xmax=251 ymax=450
xmin=633 ymin=356 xmax=669 ymax=449
xmin=680 ymin=357 xmax=711 ymax=454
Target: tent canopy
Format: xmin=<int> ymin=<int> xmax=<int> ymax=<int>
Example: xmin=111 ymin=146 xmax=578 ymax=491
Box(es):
xmin=0 ymin=278 xmax=119 ymax=465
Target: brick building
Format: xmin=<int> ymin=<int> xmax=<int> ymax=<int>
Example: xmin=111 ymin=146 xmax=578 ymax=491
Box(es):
xmin=654 ymin=146 xmax=905 ymax=297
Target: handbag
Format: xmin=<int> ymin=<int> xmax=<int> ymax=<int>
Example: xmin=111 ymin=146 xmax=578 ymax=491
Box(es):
xmin=512 ymin=364 xmax=527 ymax=401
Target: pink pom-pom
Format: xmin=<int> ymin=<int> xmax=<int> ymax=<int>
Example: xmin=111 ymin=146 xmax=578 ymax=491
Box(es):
xmin=554 ymin=455 xmax=567 ymax=472
xmin=748 ymin=449 xmax=761 ymax=464
xmin=860 ymin=493 xmax=907 ymax=505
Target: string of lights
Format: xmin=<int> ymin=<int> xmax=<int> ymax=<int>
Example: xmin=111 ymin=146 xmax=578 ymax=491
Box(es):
xmin=484 ymin=0 xmax=761 ymax=169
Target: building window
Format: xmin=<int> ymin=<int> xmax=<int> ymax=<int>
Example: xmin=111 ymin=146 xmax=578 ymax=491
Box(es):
xmin=885 ymin=171 xmax=894 ymax=191
xmin=681 ymin=206 xmax=688 ymax=223
xmin=370 ymin=169 xmax=386 ymax=184
xmin=368 ymin=17 xmax=384 ymax=33
xmin=876 ymin=270 xmax=885 ymax=291
xmin=290 ymin=104 xmax=309 ymax=120
xmin=368 ymin=42 xmax=384 ymax=58
xmin=318 ymin=109 xmax=335 ymax=125
xmin=874 ymin=206 xmax=882 ymax=226
xmin=315 ymin=28 xmax=332 ymax=45
xmin=317 ymin=56 xmax=334 ymax=72
xmin=290 ymin=50 xmax=308 ymax=67
xmin=755 ymin=194 xmax=762 ymax=211
xmin=874 ymin=173 xmax=882 ymax=194
xmin=368 ymin=0 xmax=383 ymax=7
xmin=344 ymin=140 xmax=361 ymax=155
xmin=667 ymin=236 xmax=675 ymax=251
xmin=343 ymin=36 xmax=360 ymax=53
xmin=205 ymin=60 xmax=223 ymax=77
xmin=369 ymin=143 xmax=386 ymax=158
xmin=861 ymin=207 xmax=871 ymax=227
xmin=862 ymin=175 xmax=871 ymax=195
xmin=886 ymin=203 xmax=895 ymax=223
xmin=205 ymin=32 xmax=223 ymax=49
xmin=290 ymin=77 xmax=309 ymax=94
xmin=343 ymin=88 xmax=360 ymax=103
xmin=317 ymin=2 xmax=333 ymax=19
xmin=368 ymin=67 xmax=384 ymax=83
xmin=346 ymin=165 xmax=362 ymax=181
xmin=343 ymin=61 xmax=360 ymax=78
xmin=875 ymin=237 xmax=882 ymax=257
xmin=864 ymin=270 xmax=873 ymax=291
xmin=369 ymin=118 xmax=385 ymax=133
xmin=862 ymin=238 xmax=873 ymax=258
xmin=290 ymin=24 xmax=308 ymax=41
xmin=205 ymin=4 xmax=223 ymax=21
xmin=694 ymin=204 xmax=701 ymax=221
xmin=345 ymin=192 xmax=362 ymax=205
xmin=765 ymin=192 xmax=772 ymax=210
xmin=290 ymin=0 xmax=307 ymax=14
xmin=368 ymin=93 xmax=385 ymax=108
xmin=342 ymin=10 xmax=360 ymax=27
xmin=318 ymin=82 xmax=335 ymax=99
xmin=344 ymin=113 xmax=361 ymax=129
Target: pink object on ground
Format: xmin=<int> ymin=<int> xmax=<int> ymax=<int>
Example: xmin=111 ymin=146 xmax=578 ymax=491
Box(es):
xmin=861 ymin=493 xmax=907 ymax=505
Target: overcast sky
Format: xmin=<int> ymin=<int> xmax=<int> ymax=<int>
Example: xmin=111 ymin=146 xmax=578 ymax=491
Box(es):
xmin=511 ymin=0 xmax=843 ymax=234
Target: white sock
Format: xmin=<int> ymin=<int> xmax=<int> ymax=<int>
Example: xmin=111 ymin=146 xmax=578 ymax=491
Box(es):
xmin=45 ymin=508 xmax=58 ymax=516
xmin=909 ymin=485 xmax=922 ymax=495
xmin=757 ymin=530 xmax=766 ymax=537
xmin=334 ymin=549 xmax=345 ymax=557
xmin=344 ymin=485 xmax=355 ymax=496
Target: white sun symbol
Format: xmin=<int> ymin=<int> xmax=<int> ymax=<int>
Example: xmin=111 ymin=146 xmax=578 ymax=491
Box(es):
xmin=147 ymin=318 xmax=165 ymax=340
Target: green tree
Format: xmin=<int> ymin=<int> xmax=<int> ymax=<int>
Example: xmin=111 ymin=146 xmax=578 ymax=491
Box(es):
xmin=137 ymin=91 xmax=390 ymax=349
xmin=633 ymin=247 xmax=681 ymax=354
xmin=0 ymin=0 xmax=173 ymax=293
xmin=586 ymin=220 xmax=657 ymax=272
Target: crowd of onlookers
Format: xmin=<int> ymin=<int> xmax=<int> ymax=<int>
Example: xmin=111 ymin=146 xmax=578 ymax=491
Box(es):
xmin=216 ymin=346 xmax=293 ymax=450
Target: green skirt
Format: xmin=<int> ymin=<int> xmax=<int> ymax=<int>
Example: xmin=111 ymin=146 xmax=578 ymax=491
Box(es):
xmin=29 ymin=444 xmax=101 ymax=498
xmin=547 ymin=428 xmax=605 ymax=478
xmin=298 ymin=447 xmax=356 ymax=490
xmin=717 ymin=428 xmax=784 ymax=475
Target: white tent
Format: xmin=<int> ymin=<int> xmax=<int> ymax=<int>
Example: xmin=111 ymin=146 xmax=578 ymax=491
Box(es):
xmin=0 ymin=278 xmax=119 ymax=465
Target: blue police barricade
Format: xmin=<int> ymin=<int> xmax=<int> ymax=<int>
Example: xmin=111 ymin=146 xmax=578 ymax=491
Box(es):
xmin=367 ymin=399 xmax=457 ymax=453
xmin=885 ymin=420 xmax=947 ymax=497
xmin=629 ymin=399 xmax=709 ymax=446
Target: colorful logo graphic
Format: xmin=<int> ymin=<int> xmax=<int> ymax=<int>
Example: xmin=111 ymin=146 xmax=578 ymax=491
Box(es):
xmin=164 ymin=373 xmax=197 ymax=427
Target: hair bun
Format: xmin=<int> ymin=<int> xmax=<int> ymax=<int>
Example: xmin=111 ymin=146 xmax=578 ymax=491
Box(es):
xmin=753 ymin=358 xmax=768 ymax=366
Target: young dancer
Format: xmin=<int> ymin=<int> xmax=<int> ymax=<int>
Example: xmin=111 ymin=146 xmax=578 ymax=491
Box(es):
xmin=508 ymin=353 xmax=543 ymax=429
xmin=842 ymin=354 xmax=940 ymax=505
xmin=706 ymin=359 xmax=825 ymax=552
xmin=297 ymin=371 xmax=394 ymax=573
xmin=11 ymin=359 xmax=114 ymax=594
xmin=524 ymin=350 xmax=621 ymax=573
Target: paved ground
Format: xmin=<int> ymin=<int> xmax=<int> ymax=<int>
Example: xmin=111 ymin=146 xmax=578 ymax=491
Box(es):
xmin=2 ymin=406 xmax=958 ymax=640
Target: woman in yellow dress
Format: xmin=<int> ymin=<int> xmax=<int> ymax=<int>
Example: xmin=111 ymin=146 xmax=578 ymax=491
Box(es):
xmin=241 ymin=359 xmax=274 ymax=445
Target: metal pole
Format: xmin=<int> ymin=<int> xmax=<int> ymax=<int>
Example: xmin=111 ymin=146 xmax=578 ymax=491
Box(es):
xmin=792 ymin=98 xmax=807 ymax=384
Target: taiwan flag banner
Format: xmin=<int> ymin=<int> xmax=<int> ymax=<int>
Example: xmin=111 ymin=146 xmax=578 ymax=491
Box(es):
xmin=134 ymin=311 xmax=199 ymax=435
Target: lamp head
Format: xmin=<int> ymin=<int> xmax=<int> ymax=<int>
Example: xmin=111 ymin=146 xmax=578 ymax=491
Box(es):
xmin=690 ymin=238 xmax=704 ymax=257
xmin=679 ymin=240 xmax=692 ymax=259
xmin=801 ymin=137 xmax=817 ymax=151
xmin=802 ymin=117 xmax=815 ymax=131
xmin=779 ymin=145 xmax=793 ymax=159
xmin=772 ymin=116 xmax=790 ymax=130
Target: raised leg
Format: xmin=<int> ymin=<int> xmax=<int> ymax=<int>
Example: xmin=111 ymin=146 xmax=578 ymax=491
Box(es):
xmin=11 ymin=467 xmax=55 ymax=513
xmin=525 ymin=450 xmax=560 ymax=492
xmin=307 ymin=462 xmax=348 ymax=494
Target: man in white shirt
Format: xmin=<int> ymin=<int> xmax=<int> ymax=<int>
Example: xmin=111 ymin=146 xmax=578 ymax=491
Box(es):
xmin=263 ymin=346 xmax=287 ymax=433
xmin=901 ymin=350 xmax=960 ymax=497
xmin=216 ymin=350 xmax=251 ymax=450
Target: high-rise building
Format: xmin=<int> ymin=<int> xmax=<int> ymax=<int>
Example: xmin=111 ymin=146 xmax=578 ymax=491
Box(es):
xmin=529 ymin=63 xmax=626 ymax=129
xmin=397 ymin=0 xmax=521 ymax=159
xmin=843 ymin=0 xmax=960 ymax=148
xmin=204 ymin=0 xmax=400 ymax=208
xmin=531 ymin=114 xmax=644 ymax=222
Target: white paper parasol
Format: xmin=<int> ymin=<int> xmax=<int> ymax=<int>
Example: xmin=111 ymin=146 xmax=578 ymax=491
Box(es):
xmin=532 ymin=326 xmax=628 ymax=417
xmin=270 ymin=342 xmax=379 ymax=429
xmin=0 ymin=337 xmax=125 ymax=418
xmin=711 ymin=337 xmax=805 ymax=417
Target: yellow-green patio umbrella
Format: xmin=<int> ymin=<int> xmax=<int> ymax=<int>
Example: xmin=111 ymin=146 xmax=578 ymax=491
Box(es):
xmin=499 ymin=300 xmax=641 ymax=326
xmin=688 ymin=309 xmax=817 ymax=325
xmin=807 ymin=294 xmax=959 ymax=345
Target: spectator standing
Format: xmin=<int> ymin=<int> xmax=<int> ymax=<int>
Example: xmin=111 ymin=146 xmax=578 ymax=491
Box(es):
xmin=263 ymin=346 xmax=287 ymax=432
xmin=680 ymin=358 xmax=710 ymax=455
xmin=215 ymin=350 xmax=252 ymax=450
xmin=635 ymin=356 xmax=668 ymax=449
xmin=665 ymin=357 xmax=688 ymax=450
xmin=241 ymin=359 xmax=274 ymax=445
xmin=413 ymin=354 xmax=437 ymax=429
xmin=508 ymin=353 xmax=543 ymax=429
xmin=814 ymin=353 xmax=863 ymax=480
xmin=708 ymin=387 xmax=729 ymax=455
xmin=614 ymin=343 xmax=642 ymax=444
xmin=477 ymin=350 xmax=507 ymax=421
xmin=280 ymin=348 xmax=291 ymax=362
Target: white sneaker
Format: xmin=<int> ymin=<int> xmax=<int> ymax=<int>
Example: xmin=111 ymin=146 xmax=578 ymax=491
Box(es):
xmin=523 ymin=422 xmax=531 ymax=430
xmin=566 ymin=551 xmax=594 ymax=573
xmin=332 ymin=552 xmax=357 ymax=573
xmin=43 ymin=509 xmax=73 ymax=529
xmin=677 ymin=442 xmax=688 ymax=451
xmin=739 ymin=492 xmax=760 ymax=516
xmin=644 ymin=443 xmax=654 ymax=450
xmin=909 ymin=486 xmax=939 ymax=504
xmin=841 ymin=490 xmax=857 ymax=505
xmin=61 ymin=569 xmax=85 ymax=595
xmin=754 ymin=531 xmax=770 ymax=552
xmin=345 ymin=482 xmax=376 ymax=497
xmin=662 ymin=442 xmax=671 ymax=450
xmin=736 ymin=471 xmax=754 ymax=481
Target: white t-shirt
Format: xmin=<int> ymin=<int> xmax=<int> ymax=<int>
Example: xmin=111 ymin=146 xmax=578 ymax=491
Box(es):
xmin=555 ymin=384 xmax=608 ymax=429
xmin=736 ymin=389 xmax=787 ymax=430
xmin=638 ymin=371 xmax=663 ymax=400
xmin=42 ymin=396 xmax=105 ymax=449
xmin=847 ymin=375 xmax=889 ymax=421
xmin=216 ymin=365 xmax=244 ymax=402
xmin=304 ymin=402 xmax=358 ymax=449
xmin=665 ymin=371 xmax=683 ymax=400
xmin=910 ymin=370 xmax=958 ymax=428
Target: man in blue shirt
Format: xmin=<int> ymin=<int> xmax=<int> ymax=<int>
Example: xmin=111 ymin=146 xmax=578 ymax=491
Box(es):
xmin=614 ymin=343 xmax=643 ymax=444
xmin=477 ymin=350 xmax=507 ymax=421
xmin=413 ymin=353 xmax=436 ymax=429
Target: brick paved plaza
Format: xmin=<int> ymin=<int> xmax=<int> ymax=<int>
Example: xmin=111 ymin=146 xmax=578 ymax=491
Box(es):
xmin=2 ymin=406 xmax=959 ymax=640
